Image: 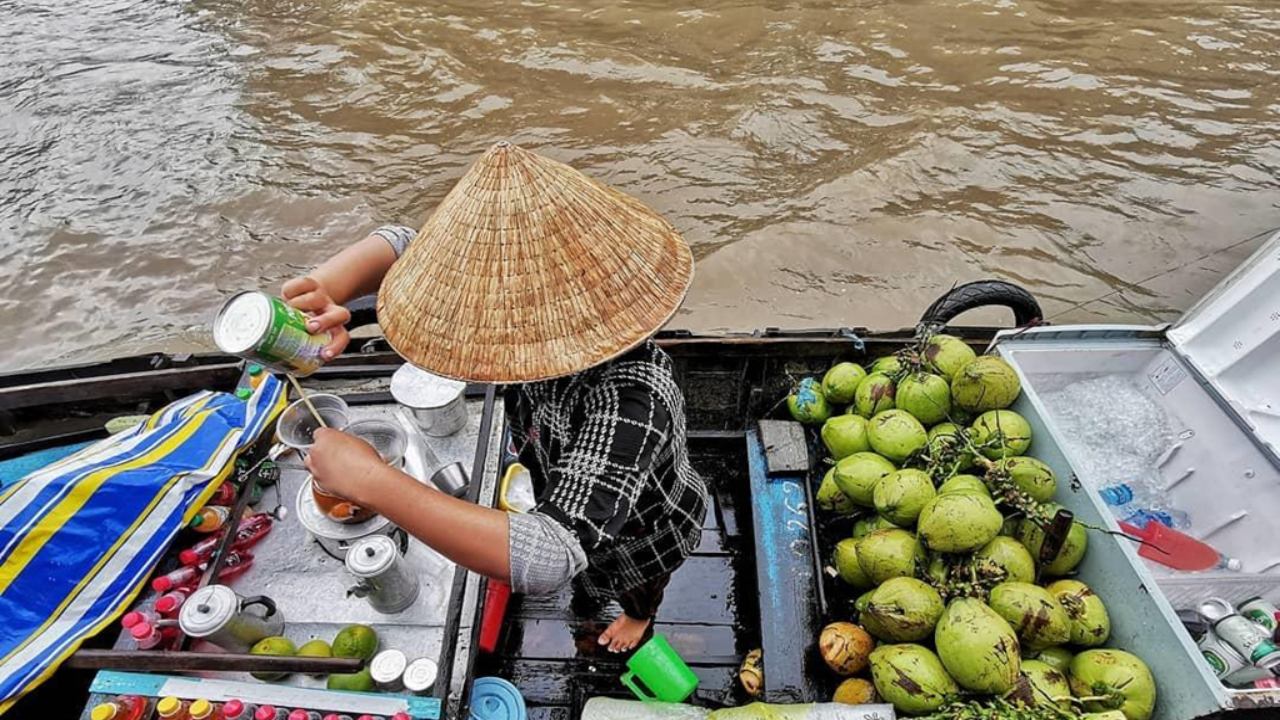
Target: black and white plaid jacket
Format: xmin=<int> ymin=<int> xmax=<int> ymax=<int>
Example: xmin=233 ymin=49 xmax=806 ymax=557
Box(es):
xmin=505 ymin=341 xmax=708 ymax=601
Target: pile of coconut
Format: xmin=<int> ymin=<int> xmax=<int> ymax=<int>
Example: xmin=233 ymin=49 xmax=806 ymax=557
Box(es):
xmin=781 ymin=336 xmax=1156 ymax=720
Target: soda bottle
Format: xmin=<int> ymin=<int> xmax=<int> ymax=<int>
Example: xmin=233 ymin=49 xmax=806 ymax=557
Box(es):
xmin=254 ymin=707 xmax=289 ymax=720
xmin=129 ymin=621 xmax=164 ymax=650
xmin=288 ymin=710 xmax=322 ymax=720
xmin=155 ymin=589 xmax=190 ymax=617
xmin=190 ymin=506 xmax=232 ymax=533
xmin=189 ymin=699 xmax=223 ymax=720
xmin=152 ymin=550 xmax=254 ymax=592
xmin=322 ymin=715 xmax=354 ymax=720
xmin=156 ymin=696 xmax=190 ymax=720
xmin=179 ymin=514 xmax=274 ymax=566
xmin=90 ymin=696 xmax=150 ymax=720
xmin=222 ymin=700 xmax=254 ymax=720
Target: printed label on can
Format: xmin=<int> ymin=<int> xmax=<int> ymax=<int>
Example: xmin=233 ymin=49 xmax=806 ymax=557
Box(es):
xmin=1198 ymin=628 xmax=1247 ymax=679
xmin=1244 ymin=608 xmax=1277 ymax=632
xmin=1203 ymin=650 xmax=1228 ymax=677
xmin=253 ymin=296 xmax=328 ymax=375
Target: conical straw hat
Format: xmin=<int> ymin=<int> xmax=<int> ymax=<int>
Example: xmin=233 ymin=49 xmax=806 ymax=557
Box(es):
xmin=377 ymin=142 xmax=694 ymax=383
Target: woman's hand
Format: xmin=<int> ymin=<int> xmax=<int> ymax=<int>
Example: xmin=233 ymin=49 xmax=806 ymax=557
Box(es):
xmin=304 ymin=428 xmax=392 ymax=508
xmin=282 ymin=276 xmax=351 ymax=360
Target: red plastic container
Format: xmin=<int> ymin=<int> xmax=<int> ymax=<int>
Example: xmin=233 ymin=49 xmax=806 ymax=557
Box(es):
xmin=478 ymin=580 xmax=512 ymax=653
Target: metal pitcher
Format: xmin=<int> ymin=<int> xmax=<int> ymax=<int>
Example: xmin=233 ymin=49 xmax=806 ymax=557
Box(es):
xmin=178 ymin=584 xmax=283 ymax=652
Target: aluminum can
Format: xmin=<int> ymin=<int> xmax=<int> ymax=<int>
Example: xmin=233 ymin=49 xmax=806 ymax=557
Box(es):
xmin=403 ymin=657 xmax=438 ymax=695
xmin=345 ymin=535 xmax=420 ymax=614
xmin=1241 ymin=596 xmax=1280 ymax=635
xmin=1213 ymin=614 xmax=1280 ymax=667
xmin=370 ymin=649 xmax=408 ymax=692
xmin=214 ymin=291 xmax=330 ymax=376
xmin=1199 ymin=628 xmax=1248 ymax=680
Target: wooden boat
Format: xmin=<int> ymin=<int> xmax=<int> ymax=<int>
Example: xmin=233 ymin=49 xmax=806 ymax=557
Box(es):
xmin=4 ymin=261 xmax=1279 ymax=720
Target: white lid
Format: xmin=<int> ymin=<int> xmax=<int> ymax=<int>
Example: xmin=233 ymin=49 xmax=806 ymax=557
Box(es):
xmin=391 ymin=364 xmax=465 ymax=409
xmin=403 ymin=657 xmax=438 ymax=692
xmin=345 ymin=534 xmax=398 ymax=577
xmin=213 ymin=292 xmax=272 ymax=354
xmin=1167 ymin=229 xmax=1280 ymax=458
xmin=179 ymin=584 xmax=237 ymax=637
xmin=369 ymin=649 xmax=408 ymax=683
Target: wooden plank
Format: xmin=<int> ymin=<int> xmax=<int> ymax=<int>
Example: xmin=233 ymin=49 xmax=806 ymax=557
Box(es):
xmin=65 ymin=650 xmax=361 ymax=674
xmin=0 ymin=364 xmax=241 ymax=411
xmin=746 ymin=428 xmax=822 ymax=704
xmin=757 ymin=420 xmax=810 ymax=475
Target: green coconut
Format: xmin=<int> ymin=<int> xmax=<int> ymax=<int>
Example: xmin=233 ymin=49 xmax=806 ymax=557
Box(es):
xmin=917 ymin=493 xmax=1004 ymax=553
xmin=821 ymin=414 xmax=872 ymax=460
xmin=925 ymin=556 xmax=950 ymax=586
xmin=869 ymin=644 xmax=958 ymax=716
xmin=861 ymin=577 xmax=945 ymax=643
xmin=973 ymin=536 xmax=1036 ymax=584
xmin=833 ymin=538 xmax=872 ymax=589
xmin=1017 ymin=508 xmax=1088 ymax=576
xmin=988 ymin=582 xmax=1071 ymax=650
xmin=856 ymin=528 xmax=923 ymax=585
xmin=924 ymin=335 xmax=978 ymax=379
xmin=834 ymin=452 xmax=897 ymax=507
xmin=853 ymin=515 xmax=900 ymax=539
xmin=1047 ymin=580 xmax=1111 ymax=647
xmin=952 ymin=356 xmax=1021 ymax=412
xmin=992 ymin=456 xmax=1057 ymax=502
xmin=873 ymin=469 xmax=937 ymax=526
xmin=817 ymin=467 xmax=857 ymax=515
xmin=896 ymin=373 xmax=953 ymax=426
xmin=855 ymin=589 xmax=876 ymax=615
xmin=823 ymin=362 xmax=868 ymax=405
xmin=1034 ymin=646 xmax=1074 ymax=674
xmin=935 ymin=598 xmax=1022 ymax=694
xmin=854 ymin=373 xmax=897 ymax=418
xmin=926 ymin=422 xmax=975 ymax=472
xmin=1019 ymin=659 xmax=1073 ymax=710
xmin=971 ymin=410 xmax=1033 ymax=459
xmin=1069 ymin=650 xmax=1157 ymax=720
xmin=868 ymin=410 xmax=928 ymax=464
xmin=937 ymin=474 xmax=989 ymax=497
xmin=787 ymin=377 xmax=832 ymax=424
xmin=869 ymin=356 xmax=905 ymax=377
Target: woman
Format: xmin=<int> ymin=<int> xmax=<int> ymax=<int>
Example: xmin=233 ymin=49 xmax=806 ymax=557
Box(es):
xmin=296 ymin=143 xmax=707 ymax=652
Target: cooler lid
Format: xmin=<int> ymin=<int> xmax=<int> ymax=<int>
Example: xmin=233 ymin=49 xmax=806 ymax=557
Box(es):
xmin=1167 ymin=229 xmax=1280 ymax=457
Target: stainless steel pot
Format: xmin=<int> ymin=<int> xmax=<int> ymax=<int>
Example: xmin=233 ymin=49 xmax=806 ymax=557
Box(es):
xmin=390 ymin=364 xmax=467 ymax=437
xmin=178 ymin=584 xmax=283 ymax=652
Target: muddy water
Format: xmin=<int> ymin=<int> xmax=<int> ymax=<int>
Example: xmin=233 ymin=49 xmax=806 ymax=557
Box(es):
xmin=2 ymin=0 xmax=1278 ymax=370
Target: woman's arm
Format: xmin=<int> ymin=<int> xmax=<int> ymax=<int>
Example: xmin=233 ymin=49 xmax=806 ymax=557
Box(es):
xmin=305 ymin=427 xmax=512 ymax=582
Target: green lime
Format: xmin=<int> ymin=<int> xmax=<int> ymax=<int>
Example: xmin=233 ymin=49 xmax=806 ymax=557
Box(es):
xmin=332 ymin=624 xmax=379 ymax=661
xmin=326 ymin=667 xmax=375 ymax=692
xmin=249 ymin=636 xmax=296 ymax=681
xmin=297 ymin=638 xmax=333 ymax=678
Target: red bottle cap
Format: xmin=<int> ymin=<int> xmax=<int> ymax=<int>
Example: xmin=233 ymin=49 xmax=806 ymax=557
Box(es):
xmin=121 ymin=611 xmax=143 ymax=629
xmin=179 ymin=549 xmax=200 ymax=565
xmin=255 ymin=707 xmax=278 ymax=720
xmin=223 ymin=699 xmax=245 ymax=718
xmin=323 ymin=715 xmax=341 ymax=720
xmin=392 ymin=713 xmax=411 ymax=720
xmin=288 ymin=711 xmax=309 ymax=720
xmin=155 ymin=595 xmax=180 ymax=614
xmin=152 ymin=576 xmax=173 ymax=593
xmin=129 ymin=621 xmax=154 ymax=639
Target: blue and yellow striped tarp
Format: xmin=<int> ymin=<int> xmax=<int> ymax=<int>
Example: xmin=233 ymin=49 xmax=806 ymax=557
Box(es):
xmin=0 ymin=375 xmax=286 ymax=713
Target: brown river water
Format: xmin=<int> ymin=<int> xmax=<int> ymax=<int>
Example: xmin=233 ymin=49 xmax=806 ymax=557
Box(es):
xmin=2 ymin=0 xmax=1279 ymax=371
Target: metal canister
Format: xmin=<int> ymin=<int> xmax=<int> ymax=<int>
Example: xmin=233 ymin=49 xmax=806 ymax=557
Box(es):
xmin=390 ymin=364 xmax=467 ymax=437
xmin=1213 ymin=614 xmax=1280 ymax=667
xmin=369 ymin=649 xmax=408 ymax=692
xmin=344 ymin=535 xmax=420 ymax=614
xmin=1241 ymin=596 xmax=1280 ymax=635
xmin=403 ymin=657 xmax=438 ymax=695
xmin=1198 ymin=627 xmax=1249 ymax=680
xmin=213 ymin=291 xmax=331 ymax=376
xmin=178 ymin=584 xmax=283 ymax=652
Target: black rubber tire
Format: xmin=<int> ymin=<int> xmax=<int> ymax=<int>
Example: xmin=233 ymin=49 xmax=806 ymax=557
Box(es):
xmin=919 ymin=280 xmax=1042 ymax=329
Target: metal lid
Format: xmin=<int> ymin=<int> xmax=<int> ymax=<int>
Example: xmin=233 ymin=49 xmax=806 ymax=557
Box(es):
xmin=370 ymin=649 xmax=408 ymax=684
xmin=469 ymin=676 xmax=526 ymax=719
xmin=403 ymin=657 xmax=439 ymax=693
xmin=296 ymin=478 xmax=390 ymax=542
xmin=179 ymin=584 xmax=237 ymax=637
xmin=1198 ymin=598 xmax=1235 ymax=623
xmin=391 ymin=364 xmax=465 ymax=410
xmin=345 ymin=534 xmax=398 ymax=577
xmin=214 ymin=292 xmax=272 ymax=354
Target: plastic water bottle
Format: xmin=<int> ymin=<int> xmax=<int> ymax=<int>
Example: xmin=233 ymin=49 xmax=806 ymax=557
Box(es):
xmin=1100 ymin=483 xmax=1190 ymax=529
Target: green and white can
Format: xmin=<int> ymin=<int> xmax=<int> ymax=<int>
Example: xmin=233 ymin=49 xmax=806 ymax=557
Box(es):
xmin=214 ymin=291 xmax=331 ymax=376
xmin=1241 ymin=596 xmax=1280 ymax=635
xmin=1198 ymin=627 xmax=1248 ymax=680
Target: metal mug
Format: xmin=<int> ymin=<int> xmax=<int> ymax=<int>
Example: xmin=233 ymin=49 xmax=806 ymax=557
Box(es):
xmin=390 ymin=364 xmax=467 ymax=437
xmin=430 ymin=462 xmax=470 ymax=498
xmin=178 ymin=584 xmax=283 ymax=652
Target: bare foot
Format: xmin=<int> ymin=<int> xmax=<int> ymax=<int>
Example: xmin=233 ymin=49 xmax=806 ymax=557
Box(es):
xmin=597 ymin=613 xmax=651 ymax=653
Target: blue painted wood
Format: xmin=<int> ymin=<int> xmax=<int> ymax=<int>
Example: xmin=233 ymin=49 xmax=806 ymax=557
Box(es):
xmin=746 ymin=429 xmax=822 ymax=703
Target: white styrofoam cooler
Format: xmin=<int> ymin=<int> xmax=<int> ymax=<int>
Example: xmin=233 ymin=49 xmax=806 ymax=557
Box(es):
xmin=990 ymin=229 xmax=1280 ymax=718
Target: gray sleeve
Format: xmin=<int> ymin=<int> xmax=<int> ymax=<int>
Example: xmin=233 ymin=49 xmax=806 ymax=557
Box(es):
xmin=508 ymin=511 xmax=588 ymax=596
xmin=369 ymin=225 xmax=418 ymax=257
